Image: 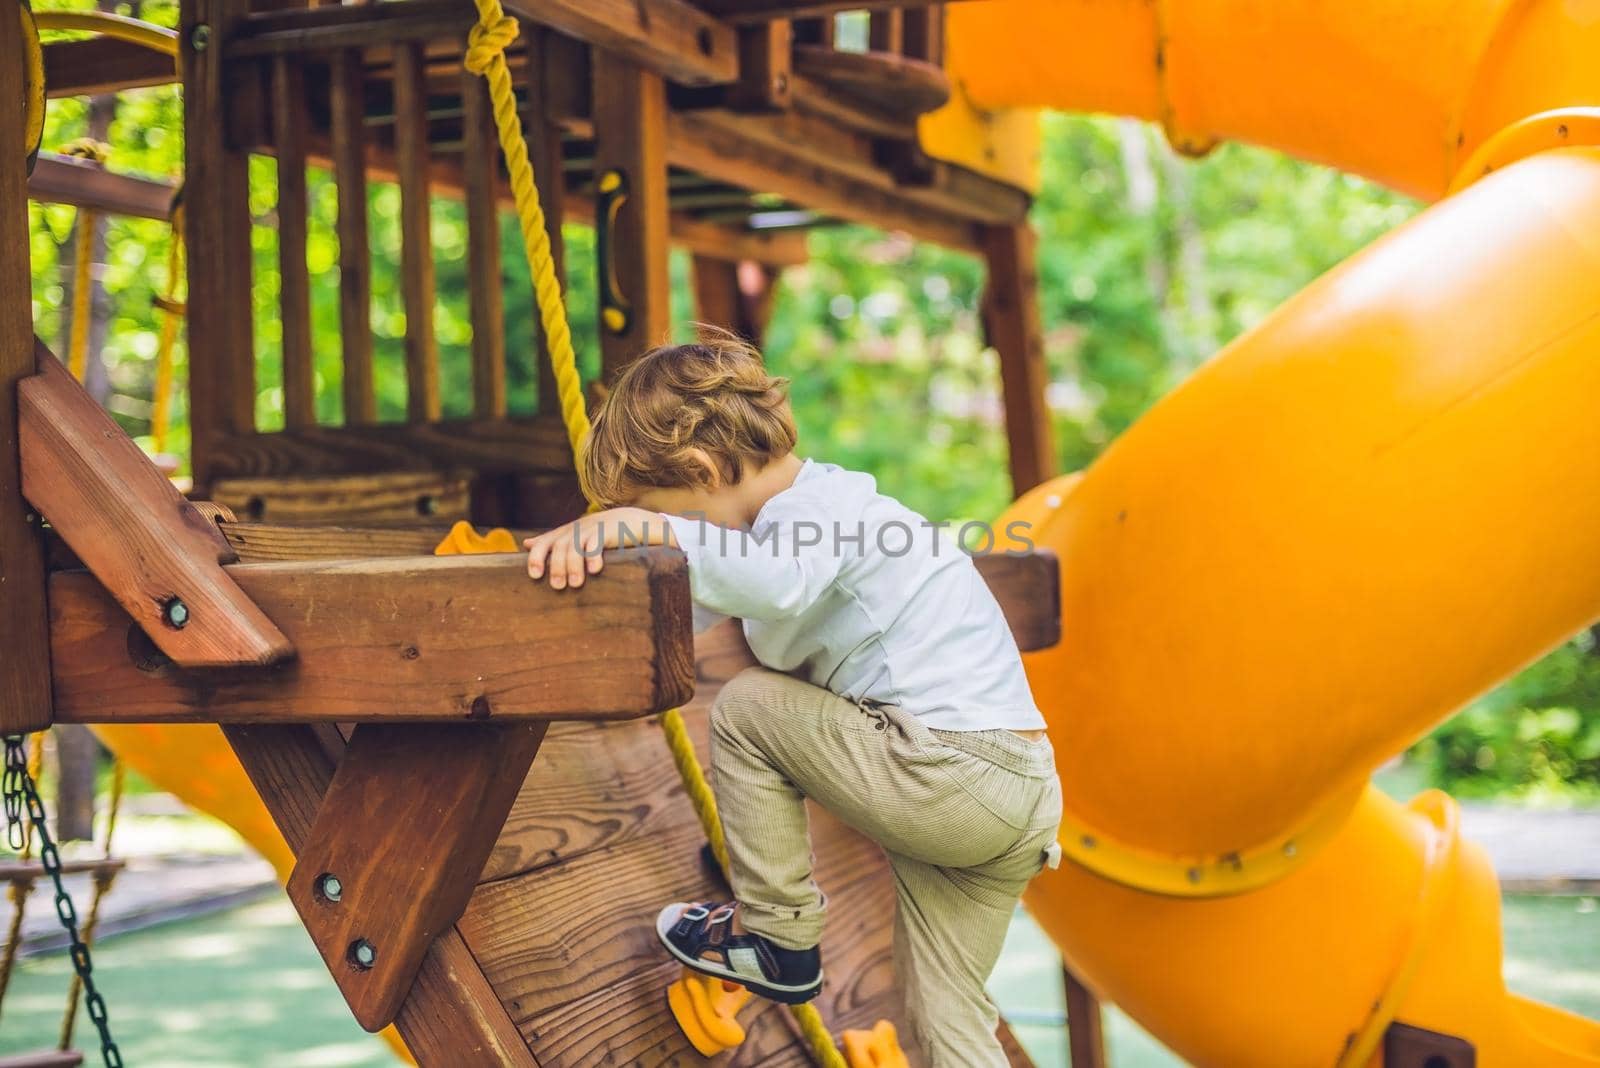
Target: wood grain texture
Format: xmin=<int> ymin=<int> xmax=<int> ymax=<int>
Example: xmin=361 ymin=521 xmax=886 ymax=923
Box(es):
xmin=594 ymin=54 xmax=672 ymax=382
xmin=211 ymin=471 xmax=470 ymax=526
xmin=1063 ymin=965 xmax=1107 ymax=1068
xmin=271 ymin=55 xmax=316 ymax=430
xmin=393 ymin=41 xmax=441 ymax=424
xmin=982 ymin=223 xmax=1057 ymax=495
xmin=224 ymin=723 xmax=538 ymax=1066
xmin=183 ymin=0 xmax=257 ymax=489
xmin=50 ymin=549 xmax=694 ymax=724
xmin=288 ymin=722 xmax=548 ymax=1030
xmin=19 ymin=343 xmax=293 ymax=670
xmin=974 ymin=550 xmax=1060 ymax=653
xmin=329 ymin=49 xmax=377 ymax=427
xmin=204 ymin=418 xmax=573 ymax=481
xmin=461 ymin=71 xmax=507 ymax=421
xmin=42 ymin=36 xmax=175 ymax=97
xmin=26 ymin=152 xmax=174 ymax=220
xmin=503 ymin=0 xmax=737 ymax=87
xmin=0 ymin=1 xmax=52 ymax=734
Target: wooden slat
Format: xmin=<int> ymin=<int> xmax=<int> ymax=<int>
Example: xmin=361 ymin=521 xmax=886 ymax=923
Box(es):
xmin=223 ymin=722 xmax=539 ymax=1066
xmin=204 ymin=417 xmax=573 ymax=481
xmin=42 ymin=36 xmax=176 ymax=97
xmin=504 ymin=0 xmax=736 ymax=87
xmin=1064 ymin=964 xmax=1108 ymax=1068
xmin=0 ymin=1051 xmax=85 ymax=1068
xmin=902 ymin=5 xmax=944 ymax=64
xmin=671 ymin=216 xmax=808 ymax=267
xmin=393 ymin=41 xmax=442 ymax=423
xmin=20 ymin=342 xmax=293 ymax=670
xmin=461 ymin=72 xmax=507 ymax=420
xmin=211 ymin=471 xmax=471 ymax=526
xmin=330 ymin=50 xmax=377 ymax=426
xmin=0 ymin=2 xmax=52 ymax=734
xmin=271 ymin=55 xmax=316 ymax=430
xmin=288 ymin=721 xmax=548 ymax=1030
xmin=26 ymin=152 xmax=174 ymax=220
xmin=981 ymin=223 xmax=1057 ymax=494
xmin=50 ymin=548 xmax=695 ymax=724
xmin=730 ymin=19 xmax=793 ymax=111
xmin=0 ymin=857 xmax=126 ymax=880
xmin=230 ymin=0 xmax=472 ymax=57
xmin=593 ymin=53 xmax=672 ymax=381
xmin=525 ymin=29 xmax=568 ymax=420
xmin=184 ymin=0 xmax=258 ymax=491
xmin=868 ymin=8 xmax=903 ymax=53
xmin=975 ymin=549 xmax=1060 ymax=652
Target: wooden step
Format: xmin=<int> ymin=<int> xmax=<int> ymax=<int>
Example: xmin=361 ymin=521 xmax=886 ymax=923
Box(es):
xmin=0 ymin=1051 xmax=86 ymax=1068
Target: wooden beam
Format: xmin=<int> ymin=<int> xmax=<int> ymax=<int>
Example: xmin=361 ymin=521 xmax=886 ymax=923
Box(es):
xmin=504 ymin=0 xmax=737 ymax=87
xmin=211 ymin=470 xmax=471 ymax=526
xmin=50 ymin=548 xmax=695 ymax=724
xmin=0 ymin=2 xmax=52 ymax=735
xmin=26 ymin=152 xmax=174 ymax=220
xmin=461 ymin=72 xmax=507 ymax=421
xmin=287 ymin=721 xmax=548 ymax=1030
xmin=329 ymin=50 xmax=377 ymax=426
xmin=271 ymin=55 xmax=316 ymax=430
xmin=593 ymin=53 xmax=672 ymax=381
xmin=184 ymin=0 xmax=258 ymax=489
xmin=701 ymin=0 xmax=973 ymax=21
xmin=203 ymin=417 xmax=573 ymax=481
xmin=729 ymin=19 xmax=793 ymax=111
xmin=670 ymin=215 xmax=808 ymax=266
xmin=20 ymin=342 xmax=294 ymax=669
xmin=42 ymin=36 xmax=176 ymax=97
xmin=393 ymin=42 xmax=442 ymax=423
xmin=981 ymin=223 xmax=1057 ymax=494
xmin=1064 ymin=964 xmax=1108 ymax=1068
xmin=223 ymin=722 xmax=539 ymax=1066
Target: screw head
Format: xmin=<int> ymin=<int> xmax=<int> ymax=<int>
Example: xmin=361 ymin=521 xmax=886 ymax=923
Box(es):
xmin=1283 ymin=841 xmax=1298 ymax=858
xmin=349 ymin=938 xmax=377 ymax=969
xmin=1186 ymin=867 xmax=1203 ymax=884
xmin=317 ymin=873 xmax=343 ymax=903
xmin=163 ymin=598 xmax=189 ymax=629
xmin=190 ymin=23 xmax=211 ymax=51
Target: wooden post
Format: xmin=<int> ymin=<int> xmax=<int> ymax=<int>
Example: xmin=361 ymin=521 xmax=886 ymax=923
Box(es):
xmin=593 ymin=52 xmax=671 ymax=382
xmin=461 ymin=72 xmax=506 ymax=421
xmin=54 ymin=725 xmax=100 ymax=841
xmin=730 ymin=20 xmax=793 ymax=112
xmin=902 ymin=4 xmax=944 ymax=64
xmin=271 ymin=55 xmax=315 ymax=429
xmin=0 ymin=0 xmax=52 ymax=734
xmin=868 ymin=8 xmax=903 ymax=53
xmin=393 ymin=41 xmax=441 ymax=423
xmin=981 ymin=223 xmax=1057 ymax=496
xmin=1063 ymin=964 xmax=1108 ymax=1068
xmin=691 ymin=256 xmax=781 ymax=345
xmin=329 ymin=50 xmax=376 ymax=426
xmin=183 ymin=0 xmax=257 ymax=493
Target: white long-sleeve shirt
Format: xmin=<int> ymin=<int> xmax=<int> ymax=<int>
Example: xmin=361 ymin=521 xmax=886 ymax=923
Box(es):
xmin=662 ymin=459 xmax=1046 ymax=732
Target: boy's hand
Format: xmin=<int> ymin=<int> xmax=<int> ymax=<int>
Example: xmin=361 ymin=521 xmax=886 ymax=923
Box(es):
xmin=523 ymin=507 xmax=676 ymax=589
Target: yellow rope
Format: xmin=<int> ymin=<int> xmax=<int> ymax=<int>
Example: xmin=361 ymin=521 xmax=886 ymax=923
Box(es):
xmin=463 ymin=9 xmax=845 ymax=1065
xmin=61 ymin=139 xmax=110 ymax=382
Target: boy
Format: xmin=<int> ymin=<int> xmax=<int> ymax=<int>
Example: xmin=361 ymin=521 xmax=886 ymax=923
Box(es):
xmin=523 ymin=332 xmax=1062 ymax=1067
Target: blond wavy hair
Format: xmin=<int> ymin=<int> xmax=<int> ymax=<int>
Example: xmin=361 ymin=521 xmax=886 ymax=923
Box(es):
xmin=579 ymin=328 xmax=797 ymax=508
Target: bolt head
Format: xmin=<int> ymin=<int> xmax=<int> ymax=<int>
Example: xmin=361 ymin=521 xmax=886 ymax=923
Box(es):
xmin=190 ymin=23 xmax=211 ymax=51
xmin=163 ymin=598 xmax=189 ymax=628
xmin=349 ymin=938 xmax=377 ymax=969
xmin=318 ymin=874 xmax=343 ymax=902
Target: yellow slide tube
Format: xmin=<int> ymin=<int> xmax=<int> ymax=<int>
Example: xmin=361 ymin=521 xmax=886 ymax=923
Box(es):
xmin=997 ymin=144 xmax=1600 ymax=1063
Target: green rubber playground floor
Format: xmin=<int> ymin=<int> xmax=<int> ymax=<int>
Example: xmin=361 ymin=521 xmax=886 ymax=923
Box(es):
xmin=2 ymin=892 xmax=1595 ymax=1066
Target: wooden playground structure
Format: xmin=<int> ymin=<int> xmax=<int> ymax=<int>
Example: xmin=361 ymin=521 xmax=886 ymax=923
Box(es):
xmin=1 ymin=1 xmax=1083 ymax=1065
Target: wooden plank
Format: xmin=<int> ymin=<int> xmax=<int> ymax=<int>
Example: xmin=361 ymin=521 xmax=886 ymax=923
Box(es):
xmin=42 ymin=36 xmax=175 ymax=97
xmin=0 ymin=1 xmax=52 ymax=735
xmin=229 ymin=0 xmax=473 ymax=58
xmin=288 ymin=721 xmax=548 ymax=1030
xmin=271 ymin=55 xmax=316 ymax=430
xmin=330 ymin=49 xmax=377 ymax=426
xmin=224 ymin=722 xmax=539 ymax=1066
xmin=49 ymin=548 xmax=695 ymax=724
xmin=0 ymin=1051 xmax=85 ymax=1068
xmin=525 ymin=29 xmax=568 ymax=420
xmin=593 ymin=53 xmax=672 ymax=381
xmin=729 ymin=19 xmax=793 ymax=112
xmin=703 ymin=0 xmax=968 ymax=21
xmin=393 ymin=41 xmax=442 ymax=423
xmin=981 ymin=223 xmax=1057 ymax=494
xmin=26 ymin=152 xmax=174 ymax=220
xmin=974 ymin=550 xmax=1060 ymax=652
xmin=504 ymin=0 xmax=736 ymax=88
xmin=461 ymin=72 xmax=507 ymax=420
xmin=204 ymin=417 xmax=573 ymax=480
xmin=1064 ymin=965 xmax=1108 ymax=1068
xmin=671 ymin=216 xmax=807 ymax=266
xmin=19 ymin=342 xmax=293 ymax=670
xmin=211 ymin=471 xmax=471 ymax=526
xmin=184 ymin=0 xmax=258 ymax=491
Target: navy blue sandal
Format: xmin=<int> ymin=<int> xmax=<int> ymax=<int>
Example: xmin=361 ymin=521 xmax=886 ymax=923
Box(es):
xmin=655 ymin=901 xmax=823 ymax=1005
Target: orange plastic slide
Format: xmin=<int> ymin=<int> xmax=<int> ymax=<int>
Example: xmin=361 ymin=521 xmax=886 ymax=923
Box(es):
xmin=954 ymin=1 xmax=1600 ymax=1064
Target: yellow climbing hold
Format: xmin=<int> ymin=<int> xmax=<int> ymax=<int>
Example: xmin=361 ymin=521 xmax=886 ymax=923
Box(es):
xmin=841 ymin=1020 xmax=910 ymax=1068
xmin=433 ymin=520 xmax=519 ymax=556
xmin=667 ymin=968 xmax=753 ymax=1057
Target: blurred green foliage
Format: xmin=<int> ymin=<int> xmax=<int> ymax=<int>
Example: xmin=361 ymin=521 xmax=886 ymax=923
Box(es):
xmin=24 ymin=42 xmax=1596 ymax=799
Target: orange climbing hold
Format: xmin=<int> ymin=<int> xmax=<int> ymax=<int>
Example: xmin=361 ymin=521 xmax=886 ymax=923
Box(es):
xmin=841 ymin=1020 xmax=909 ymax=1068
xmin=666 ymin=968 xmax=753 ymax=1057
xmin=432 ymin=519 xmax=519 ymax=555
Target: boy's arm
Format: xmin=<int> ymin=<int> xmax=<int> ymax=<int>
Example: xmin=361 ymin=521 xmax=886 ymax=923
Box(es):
xmin=661 ymin=513 xmax=846 ymax=622
xmin=524 ymin=507 xmax=675 ymax=589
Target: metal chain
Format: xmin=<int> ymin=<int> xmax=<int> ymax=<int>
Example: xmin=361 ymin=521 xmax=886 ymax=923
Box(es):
xmin=2 ymin=735 xmax=124 ymax=1068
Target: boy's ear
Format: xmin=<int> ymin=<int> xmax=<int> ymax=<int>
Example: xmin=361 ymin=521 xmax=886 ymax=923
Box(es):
xmin=684 ymin=447 xmax=724 ymax=489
